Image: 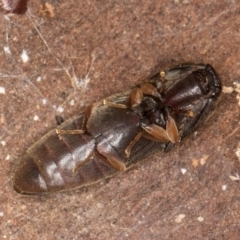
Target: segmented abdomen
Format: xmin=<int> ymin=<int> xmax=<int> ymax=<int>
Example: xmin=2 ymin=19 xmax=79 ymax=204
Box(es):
xmin=13 ymin=115 xmax=116 ymax=194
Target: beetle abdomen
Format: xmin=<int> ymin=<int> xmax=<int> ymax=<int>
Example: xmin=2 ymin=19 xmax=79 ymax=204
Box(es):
xmin=14 ymin=116 xmax=116 ymax=194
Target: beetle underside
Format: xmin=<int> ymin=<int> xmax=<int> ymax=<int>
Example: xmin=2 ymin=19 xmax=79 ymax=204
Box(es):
xmin=13 ymin=63 xmax=221 ymax=194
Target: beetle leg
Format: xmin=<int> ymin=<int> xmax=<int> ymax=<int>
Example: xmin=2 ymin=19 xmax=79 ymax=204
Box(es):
xmin=163 ymin=64 xmax=206 ymax=82
xmin=105 ymin=157 xmax=127 ymax=171
xmin=130 ymin=87 xmax=143 ymax=109
xmin=82 ymin=105 xmax=93 ymax=130
xmin=56 ymin=105 xmax=94 ymax=139
xmin=97 ymin=137 xmax=127 ymax=171
xmin=130 ymin=83 xmax=163 ymax=109
xmin=56 ymin=105 xmax=93 ymax=139
xmin=140 ymin=83 xmax=162 ymax=99
xmin=56 ymin=129 xmax=84 ymax=134
xmin=93 ymin=151 xmax=126 ymax=172
xmin=165 ymin=113 xmax=179 ymax=143
xmin=103 ymin=87 xmax=144 ymax=110
xmin=103 ymin=99 xmax=127 ymax=109
xmin=56 ymin=129 xmax=84 ymax=140
xmin=72 ymin=152 xmax=94 ymax=176
xmin=141 ymin=113 xmax=179 ymax=143
xmin=125 ymin=131 xmax=143 ymax=158
xmin=141 ymin=124 xmax=171 ymax=142
xmin=104 ymin=84 xmax=162 ymax=110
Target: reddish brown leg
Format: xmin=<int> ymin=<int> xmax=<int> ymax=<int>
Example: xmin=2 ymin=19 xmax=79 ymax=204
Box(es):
xmin=56 ymin=129 xmax=84 ymax=135
xmin=107 ymin=83 xmax=163 ymax=111
xmin=141 ymin=124 xmax=170 ymax=142
xmin=81 ymin=105 xmax=93 ymax=130
xmin=103 ymin=99 xmax=127 ymax=109
xmin=141 ymin=113 xmax=179 ymax=143
xmin=102 ymin=88 xmax=141 ymax=110
xmin=130 ymin=83 xmax=162 ymax=109
xmin=96 ymin=138 xmax=128 ymax=171
xmin=165 ymin=114 xmax=179 ymax=143
xmin=94 ymin=151 xmax=127 ymax=171
xmin=124 ymin=112 xmax=179 ymax=157
xmin=125 ymin=131 xmax=143 ymax=158
xmin=105 ymin=157 xmax=127 ymax=171
xmin=130 ymin=87 xmax=143 ymax=109
xmin=103 ymin=87 xmax=144 ymax=110
xmin=72 ymin=152 xmax=94 ymax=176
xmin=99 ymin=131 xmax=143 ymax=161
xmin=56 ymin=105 xmax=94 ymax=139
xmin=157 ymin=71 xmax=167 ymax=93
xmin=56 ymin=129 xmax=84 ymax=140
xmin=140 ymin=83 xmax=161 ymax=99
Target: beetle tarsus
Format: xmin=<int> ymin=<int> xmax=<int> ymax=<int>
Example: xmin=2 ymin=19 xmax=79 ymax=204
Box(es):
xmin=56 ymin=129 xmax=84 ymax=135
xmin=103 ymin=99 xmax=127 ymax=109
xmin=125 ymin=131 xmax=143 ymax=158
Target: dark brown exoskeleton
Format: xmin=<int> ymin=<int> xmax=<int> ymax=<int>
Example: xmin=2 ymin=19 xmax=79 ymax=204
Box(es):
xmin=13 ymin=63 xmax=221 ymax=194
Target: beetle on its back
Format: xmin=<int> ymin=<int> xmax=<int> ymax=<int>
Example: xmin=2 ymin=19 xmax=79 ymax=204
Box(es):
xmin=13 ymin=63 xmax=221 ymax=194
